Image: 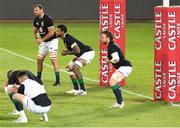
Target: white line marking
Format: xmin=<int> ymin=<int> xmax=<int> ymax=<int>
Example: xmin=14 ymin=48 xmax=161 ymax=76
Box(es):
xmin=169 ymin=102 xmax=180 ymax=108
xmin=0 ymin=48 xmax=159 ymax=102
xmin=0 ymin=48 xmax=98 ymax=82
xmin=2 ymin=48 xmax=179 ymax=108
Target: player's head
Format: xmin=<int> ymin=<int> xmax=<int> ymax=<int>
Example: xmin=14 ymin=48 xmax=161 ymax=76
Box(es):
xmin=33 ymin=4 xmax=44 ymax=17
xmin=101 ymin=31 xmax=114 ymax=44
xmin=7 ymin=70 xmax=14 ymax=80
xmin=56 ymin=24 xmax=67 ymax=38
xmin=17 ymin=71 xmax=28 ymax=84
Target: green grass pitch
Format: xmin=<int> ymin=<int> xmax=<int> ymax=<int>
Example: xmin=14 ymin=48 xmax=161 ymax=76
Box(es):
xmin=0 ymin=22 xmax=180 ymax=127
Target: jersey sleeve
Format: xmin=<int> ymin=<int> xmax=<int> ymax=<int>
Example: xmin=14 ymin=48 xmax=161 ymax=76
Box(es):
xmin=65 ymin=36 xmax=75 ymax=49
xmin=18 ymin=85 xmax=25 ymax=94
xmin=109 ymin=45 xmax=117 ymax=55
xmin=45 ymin=16 xmax=54 ymax=28
xmin=33 ymin=19 xmax=37 ymax=28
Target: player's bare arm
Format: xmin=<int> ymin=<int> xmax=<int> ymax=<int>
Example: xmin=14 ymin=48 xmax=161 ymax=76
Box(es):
xmin=61 ymin=45 xmax=80 ymax=56
xmin=33 ymin=27 xmax=38 ymax=39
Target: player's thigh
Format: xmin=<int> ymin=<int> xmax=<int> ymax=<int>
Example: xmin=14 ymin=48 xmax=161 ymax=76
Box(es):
xmin=48 ymin=39 xmax=58 ymax=59
xmin=110 ymin=71 xmax=125 ymax=86
xmin=48 ymin=38 xmax=58 ymax=53
xmin=66 ymin=59 xmax=76 ymax=70
xmin=78 ymin=51 xmax=95 ymax=65
xmin=38 ymin=42 xmax=48 ymax=58
xmin=23 ymin=96 xmax=51 ymax=114
xmin=12 ymin=93 xmax=26 ymax=104
xmin=117 ymin=66 xmax=132 ymax=77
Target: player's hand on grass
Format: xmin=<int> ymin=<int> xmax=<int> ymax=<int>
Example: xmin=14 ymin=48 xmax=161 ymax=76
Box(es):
xmin=61 ymin=50 xmax=68 ymax=56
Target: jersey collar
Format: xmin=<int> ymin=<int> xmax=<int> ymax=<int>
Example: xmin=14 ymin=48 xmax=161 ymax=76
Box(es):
xmin=64 ymin=33 xmax=67 ymax=38
xmin=39 ymin=13 xmax=45 ymax=19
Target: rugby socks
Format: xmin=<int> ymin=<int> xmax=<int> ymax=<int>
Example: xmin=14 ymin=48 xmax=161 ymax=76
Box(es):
xmin=71 ymin=79 xmax=79 ymax=90
xmin=37 ymin=72 xmax=42 ymax=79
xmin=9 ymin=93 xmax=18 ymax=104
xmin=78 ymin=79 xmax=86 ymax=91
xmin=55 ymin=71 xmax=60 ymax=84
xmin=9 ymin=93 xmax=23 ymax=111
xmin=111 ymin=84 xmax=123 ymax=104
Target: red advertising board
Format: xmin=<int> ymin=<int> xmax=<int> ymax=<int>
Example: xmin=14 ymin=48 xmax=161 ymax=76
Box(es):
xmin=99 ymin=0 xmax=126 ymax=86
xmin=154 ymin=6 xmax=180 ymax=102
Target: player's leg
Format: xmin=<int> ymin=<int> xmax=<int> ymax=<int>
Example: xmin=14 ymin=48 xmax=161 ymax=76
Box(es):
xmin=8 ymin=93 xmax=23 ymax=115
xmin=50 ymin=53 xmax=60 ymax=85
xmin=72 ymin=59 xmax=87 ymax=95
xmin=49 ymin=39 xmax=60 ymax=85
xmin=13 ymin=93 xmax=51 ymax=122
xmin=66 ymin=59 xmax=80 ymax=94
xmin=4 ymin=84 xmax=22 ymax=115
xmin=37 ymin=42 xmax=48 ymax=80
xmin=109 ymin=72 xmax=125 ymax=108
xmin=109 ymin=66 xmax=132 ymax=108
xmin=10 ymin=93 xmax=27 ymax=123
xmin=5 ymin=85 xmax=27 ymax=122
xmin=72 ymin=51 xmax=95 ymax=95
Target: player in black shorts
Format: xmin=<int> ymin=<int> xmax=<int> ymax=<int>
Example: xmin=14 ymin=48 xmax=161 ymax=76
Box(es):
xmin=101 ymin=31 xmax=132 ymax=109
xmin=33 ymin=4 xmax=60 ymax=86
xmin=56 ymin=24 xmax=95 ymax=95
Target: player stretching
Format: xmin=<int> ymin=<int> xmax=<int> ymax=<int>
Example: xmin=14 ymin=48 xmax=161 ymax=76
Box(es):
xmin=56 ymin=24 xmax=95 ymax=95
xmin=101 ymin=31 xmax=132 ymax=108
xmin=33 ymin=4 xmax=60 ymax=85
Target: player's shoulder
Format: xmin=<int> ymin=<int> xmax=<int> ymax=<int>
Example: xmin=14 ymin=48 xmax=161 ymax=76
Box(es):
xmin=108 ymin=42 xmax=119 ymax=51
xmin=34 ymin=16 xmax=39 ymax=21
xmin=44 ymin=14 xmax=53 ymax=20
xmin=65 ymin=34 xmax=74 ymax=40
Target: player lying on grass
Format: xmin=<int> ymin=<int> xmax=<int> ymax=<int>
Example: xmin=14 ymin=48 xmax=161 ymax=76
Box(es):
xmin=4 ymin=70 xmax=43 ymax=123
xmin=6 ymin=71 xmax=51 ymax=123
xmin=101 ymin=31 xmax=132 ymax=108
xmin=56 ymin=24 xmax=95 ymax=95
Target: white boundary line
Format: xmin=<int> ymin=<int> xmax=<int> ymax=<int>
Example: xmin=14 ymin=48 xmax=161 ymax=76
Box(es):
xmin=0 ymin=48 xmax=162 ymax=101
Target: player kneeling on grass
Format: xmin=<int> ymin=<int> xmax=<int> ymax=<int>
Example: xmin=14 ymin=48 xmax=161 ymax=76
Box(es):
xmin=56 ymin=24 xmax=95 ymax=96
xmin=4 ymin=70 xmax=43 ymax=123
xmin=7 ymin=71 xmax=51 ymax=123
xmin=101 ymin=31 xmax=132 ymax=109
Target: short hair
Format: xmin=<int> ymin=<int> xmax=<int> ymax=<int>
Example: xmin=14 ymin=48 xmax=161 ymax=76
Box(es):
xmin=101 ymin=30 xmax=114 ymax=42
xmin=57 ymin=24 xmax=67 ymax=33
xmin=7 ymin=70 xmax=13 ymax=79
xmin=17 ymin=71 xmax=28 ymax=78
xmin=33 ymin=4 xmax=43 ymax=9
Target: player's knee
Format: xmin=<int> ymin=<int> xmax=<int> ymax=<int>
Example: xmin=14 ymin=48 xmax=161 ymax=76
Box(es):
xmin=12 ymin=93 xmax=18 ymax=100
xmin=73 ymin=61 xmax=83 ymax=69
xmin=37 ymin=53 xmax=45 ymax=60
xmin=50 ymin=52 xmax=57 ymax=60
xmin=72 ymin=64 xmax=80 ymax=71
xmin=109 ymin=78 xmax=117 ymax=86
xmin=37 ymin=59 xmax=43 ymax=65
xmin=68 ymin=71 xmax=75 ymax=76
xmin=50 ymin=59 xmax=57 ymax=65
